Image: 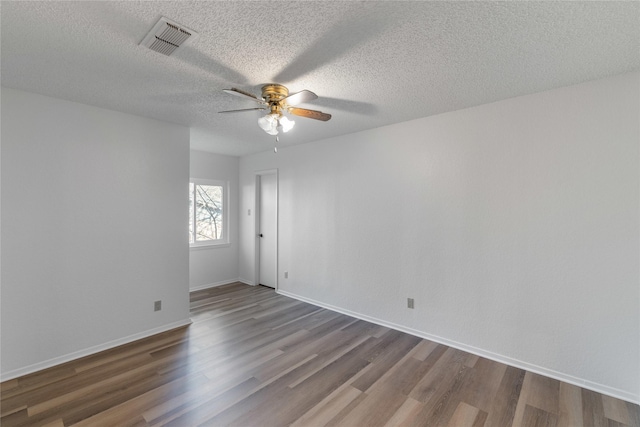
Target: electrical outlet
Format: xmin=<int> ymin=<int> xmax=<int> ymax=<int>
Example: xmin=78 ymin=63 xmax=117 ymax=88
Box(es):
xmin=407 ymin=298 xmax=414 ymax=309
xmin=248 ymin=209 xmax=251 ymax=216
xmin=284 ymin=272 xmax=288 ymax=279
xmin=154 ymin=300 xmax=162 ymax=311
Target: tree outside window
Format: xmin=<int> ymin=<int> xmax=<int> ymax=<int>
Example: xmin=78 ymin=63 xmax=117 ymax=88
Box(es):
xmin=189 ymin=181 xmax=227 ymax=245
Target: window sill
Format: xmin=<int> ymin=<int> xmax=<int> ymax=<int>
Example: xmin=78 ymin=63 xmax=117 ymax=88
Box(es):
xmin=190 ymin=243 xmax=231 ymax=251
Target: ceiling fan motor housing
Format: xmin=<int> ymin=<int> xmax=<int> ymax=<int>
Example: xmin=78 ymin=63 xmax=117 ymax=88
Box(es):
xmin=261 ymin=84 xmax=289 ymax=101
xmin=262 ymin=84 xmax=289 ymax=115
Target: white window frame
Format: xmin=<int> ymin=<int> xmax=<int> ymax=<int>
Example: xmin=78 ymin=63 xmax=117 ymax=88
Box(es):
xmin=189 ymin=178 xmax=229 ymax=248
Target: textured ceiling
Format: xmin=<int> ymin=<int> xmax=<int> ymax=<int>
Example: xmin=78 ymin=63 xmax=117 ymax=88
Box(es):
xmin=2 ymin=1 xmax=639 ymax=156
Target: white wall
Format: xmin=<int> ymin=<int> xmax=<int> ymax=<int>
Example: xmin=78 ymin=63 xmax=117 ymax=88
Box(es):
xmin=1 ymin=88 xmax=190 ymax=379
xmin=189 ymin=149 xmax=239 ymax=290
xmin=239 ymin=72 xmax=640 ymax=402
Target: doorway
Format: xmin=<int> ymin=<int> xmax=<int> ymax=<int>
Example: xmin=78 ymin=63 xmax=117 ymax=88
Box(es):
xmin=255 ymin=170 xmax=277 ymax=289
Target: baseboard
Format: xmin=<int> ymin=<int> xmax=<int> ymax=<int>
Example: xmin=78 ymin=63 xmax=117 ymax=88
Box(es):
xmin=190 ymin=278 xmax=243 ymax=292
xmin=238 ymin=278 xmax=255 ymax=286
xmin=0 ymin=319 xmax=192 ymax=382
xmin=277 ymin=289 xmax=639 ymax=405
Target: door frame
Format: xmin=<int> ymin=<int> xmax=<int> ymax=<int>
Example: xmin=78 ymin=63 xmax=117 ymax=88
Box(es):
xmin=254 ymin=169 xmax=278 ymax=290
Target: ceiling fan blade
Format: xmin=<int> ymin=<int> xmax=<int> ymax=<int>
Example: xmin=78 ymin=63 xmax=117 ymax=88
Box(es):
xmin=223 ymin=88 xmax=266 ymax=104
xmin=218 ymin=107 xmax=266 ymax=113
xmin=283 ymin=90 xmax=318 ymax=106
xmin=288 ymin=107 xmax=331 ymax=121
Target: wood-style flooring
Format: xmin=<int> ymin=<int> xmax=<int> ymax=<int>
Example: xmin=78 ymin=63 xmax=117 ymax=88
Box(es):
xmin=1 ymin=282 xmax=638 ymax=426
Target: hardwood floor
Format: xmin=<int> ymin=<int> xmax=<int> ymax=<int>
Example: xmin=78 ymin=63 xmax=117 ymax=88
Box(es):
xmin=1 ymin=282 xmax=638 ymax=426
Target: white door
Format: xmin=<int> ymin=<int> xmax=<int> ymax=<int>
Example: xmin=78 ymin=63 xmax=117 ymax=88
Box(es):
xmin=258 ymin=173 xmax=277 ymax=288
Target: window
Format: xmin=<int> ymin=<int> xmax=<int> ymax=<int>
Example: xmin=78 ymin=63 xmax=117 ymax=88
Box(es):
xmin=189 ymin=180 xmax=228 ymax=246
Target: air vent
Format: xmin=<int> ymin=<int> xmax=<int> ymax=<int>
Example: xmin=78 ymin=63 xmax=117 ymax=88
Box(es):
xmin=140 ymin=17 xmax=198 ymax=56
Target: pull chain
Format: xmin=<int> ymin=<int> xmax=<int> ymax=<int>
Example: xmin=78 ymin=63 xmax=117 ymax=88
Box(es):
xmin=274 ymin=135 xmax=279 ymax=153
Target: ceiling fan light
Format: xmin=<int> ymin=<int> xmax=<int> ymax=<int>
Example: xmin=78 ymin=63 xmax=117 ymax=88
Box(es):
xmin=258 ymin=114 xmax=275 ymax=131
xmin=279 ymin=116 xmax=295 ymax=133
xmin=258 ymin=113 xmax=281 ymax=135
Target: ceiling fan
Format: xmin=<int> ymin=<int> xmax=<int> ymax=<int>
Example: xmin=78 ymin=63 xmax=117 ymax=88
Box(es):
xmin=219 ymin=84 xmax=331 ymax=136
